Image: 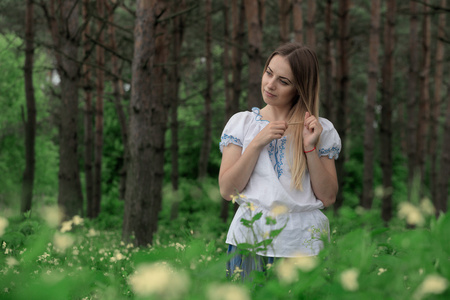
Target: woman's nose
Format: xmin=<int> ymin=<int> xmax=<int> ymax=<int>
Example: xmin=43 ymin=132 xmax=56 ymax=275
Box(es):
xmin=267 ymin=77 xmax=276 ymax=89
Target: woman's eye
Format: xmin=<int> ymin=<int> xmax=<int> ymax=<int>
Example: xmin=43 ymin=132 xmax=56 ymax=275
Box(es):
xmin=280 ymin=80 xmax=288 ymax=85
xmin=266 ymin=71 xmax=272 ymax=76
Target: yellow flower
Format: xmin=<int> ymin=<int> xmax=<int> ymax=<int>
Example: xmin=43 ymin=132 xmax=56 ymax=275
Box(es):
xmin=340 ymin=268 xmax=359 ymax=291
xmin=206 ymin=283 xmax=250 ymax=300
xmin=247 ymin=202 xmax=256 ymax=211
xmin=414 ymin=274 xmax=448 ymax=300
xmin=270 ymin=204 xmax=288 ymax=216
xmin=0 ymin=217 xmax=9 ymax=237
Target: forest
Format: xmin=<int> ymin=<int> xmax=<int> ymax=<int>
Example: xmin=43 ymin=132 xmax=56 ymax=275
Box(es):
xmin=0 ymin=0 xmax=449 ymax=299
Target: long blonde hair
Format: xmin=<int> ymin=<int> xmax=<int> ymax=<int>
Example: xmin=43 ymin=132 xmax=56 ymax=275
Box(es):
xmin=263 ymin=43 xmax=320 ymax=190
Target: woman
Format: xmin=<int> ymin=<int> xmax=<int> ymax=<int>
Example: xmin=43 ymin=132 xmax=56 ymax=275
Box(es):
xmin=219 ymin=42 xmax=341 ymax=279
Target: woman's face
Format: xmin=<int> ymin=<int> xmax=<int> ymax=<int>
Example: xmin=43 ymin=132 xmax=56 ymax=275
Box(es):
xmin=261 ymin=55 xmax=298 ymax=109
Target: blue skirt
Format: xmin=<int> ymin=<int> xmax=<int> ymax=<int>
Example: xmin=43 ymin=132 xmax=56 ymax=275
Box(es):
xmin=226 ymin=245 xmax=278 ymax=281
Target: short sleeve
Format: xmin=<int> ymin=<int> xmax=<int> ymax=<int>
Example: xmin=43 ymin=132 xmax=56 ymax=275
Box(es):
xmin=317 ymin=118 xmax=341 ymax=160
xmin=219 ymin=112 xmax=251 ymax=153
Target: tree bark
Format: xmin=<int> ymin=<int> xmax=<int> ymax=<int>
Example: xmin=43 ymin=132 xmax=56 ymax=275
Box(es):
xmin=244 ymin=0 xmax=264 ymax=110
xmin=361 ymin=0 xmax=380 ymax=210
xmin=334 ymin=0 xmax=350 ymax=212
xmin=198 ymin=0 xmax=213 ymax=179
xmin=21 ymin=0 xmax=37 ymax=214
xmin=106 ymin=0 xmax=129 ymax=201
xmin=169 ymin=0 xmax=185 ymax=220
xmin=322 ymin=0 xmax=334 ymax=122
xmin=415 ymin=0 xmax=431 ymax=195
xmin=305 ymin=0 xmax=316 ymax=48
xmin=380 ymin=0 xmax=396 ymax=223
xmin=278 ymin=0 xmax=291 ymax=44
xmin=430 ymin=0 xmax=446 ymax=205
xmin=407 ymin=0 xmax=419 ymax=199
xmin=122 ymin=0 xmax=169 ymax=246
xmin=43 ymin=0 xmax=84 ymax=218
xmin=92 ymin=0 xmax=105 ymax=218
xmin=82 ymin=0 xmax=94 ymax=218
xmin=436 ymin=90 xmax=450 ymax=214
xmin=293 ymin=0 xmax=303 ymax=43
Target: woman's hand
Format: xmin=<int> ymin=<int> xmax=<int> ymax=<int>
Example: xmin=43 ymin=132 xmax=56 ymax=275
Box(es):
xmin=252 ymin=121 xmax=288 ymax=149
xmin=303 ymin=112 xmax=322 ymax=151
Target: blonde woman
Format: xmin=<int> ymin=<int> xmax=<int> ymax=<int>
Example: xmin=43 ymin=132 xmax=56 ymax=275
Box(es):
xmin=219 ymin=43 xmax=341 ymax=279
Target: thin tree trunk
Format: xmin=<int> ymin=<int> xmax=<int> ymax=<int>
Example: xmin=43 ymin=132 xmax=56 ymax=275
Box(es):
xmin=436 ymin=91 xmax=450 ymax=214
xmin=92 ymin=0 xmax=105 ymax=218
xmin=334 ymin=0 xmax=350 ymax=212
xmin=244 ymin=0 xmax=264 ymax=110
xmin=198 ymin=0 xmax=213 ymax=179
xmin=380 ymin=0 xmax=396 ymax=223
xmin=361 ymin=0 xmax=380 ymax=210
xmin=292 ymin=0 xmax=303 ymax=43
xmin=407 ymin=0 xmax=419 ymax=199
xmin=322 ymin=0 xmax=334 ymax=122
xmin=305 ymin=0 xmax=316 ymax=48
xmin=430 ymin=0 xmax=446 ymax=205
xmin=82 ymin=0 xmax=94 ymax=218
xmin=42 ymin=0 xmax=83 ymax=218
xmin=123 ymin=0 xmax=169 ymax=246
xmin=221 ymin=0 xmax=245 ymax=223
xmin=293 ymin=0 xmax=303 ymax=43
xmin=415 ymin=0 xmax=431 ymax=195
xmin=106 ymin=1 xmax=128 ymax=201
xmin=279 ymin=0 xmax=291 ymax=44
xmin=21 ymin=0 xmax=37 ymax=214
xmin=170 ymin=0 xmax=185 ymax=220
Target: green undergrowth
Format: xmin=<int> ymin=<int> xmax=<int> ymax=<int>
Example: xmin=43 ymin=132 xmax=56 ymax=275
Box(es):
xmin=0 ymin=191 xmax=449 ymax=299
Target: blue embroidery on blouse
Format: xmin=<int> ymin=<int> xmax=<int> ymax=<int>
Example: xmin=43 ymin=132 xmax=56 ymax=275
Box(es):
xmin=268 ymin=137 xmax=287 ymax=178
xmin=318 ymin=146 xmax=340 ymax=159
xmin=220 ymin=134 xmax=243 ymax=149
xmin=252 ymin=107 xmax=269 ymax=123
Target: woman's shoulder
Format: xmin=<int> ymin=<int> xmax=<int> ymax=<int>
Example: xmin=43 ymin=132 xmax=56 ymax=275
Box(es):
xmin=318 ymin=117 xmax=336 ymax=131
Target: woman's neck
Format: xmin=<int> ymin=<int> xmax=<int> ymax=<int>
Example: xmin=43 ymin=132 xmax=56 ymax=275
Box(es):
xmin=260 ymin=105 xmax=291 ymax=122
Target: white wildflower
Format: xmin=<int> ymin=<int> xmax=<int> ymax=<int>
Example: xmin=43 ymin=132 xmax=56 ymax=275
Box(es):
xmin=6 ymin=257 xmax=19 ymax=267
xmin=72 ymin=215 xmax=83 ymax=226
xmin=276 ymin=255 xmax=318 ymax=283
xmin=377 ymin=268 xmax=387 ymax=275
xmin=53 ymin=233 xmax=74 ymax=252
xmin=0 ymin=217 xmax=9 ymax=237
xmin=340 ymin=268 xmax=359 ymax=291
xmin=398 ymin=202 xmax=425 ymax=226
xmin=60 ymin=220 xmax=73 ymax=233
xmin=419 ymin=198 xmax=435 ymax=216
xmin=128 ymin=263 xmax=190 ymax=299
xmin=414 ymin=274 xmax=448 ymax=300
xmin=40 ymin=206 xmax=63 ymax=228
xmin=206 ymin=283 xmax=250 ymax=300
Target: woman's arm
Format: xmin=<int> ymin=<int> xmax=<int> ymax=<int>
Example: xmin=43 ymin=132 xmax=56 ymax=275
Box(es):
xmin=305 ymin=153 xmax=338 ymax=207
xmin=303 ymin=112 xmax=338 ymax=207
xmin=219 ymin=121 xmax=288 ymax=200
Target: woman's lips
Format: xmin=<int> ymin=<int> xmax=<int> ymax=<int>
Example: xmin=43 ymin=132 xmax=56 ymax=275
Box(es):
xmin=264 ymin=90 xmax=276 ymax=97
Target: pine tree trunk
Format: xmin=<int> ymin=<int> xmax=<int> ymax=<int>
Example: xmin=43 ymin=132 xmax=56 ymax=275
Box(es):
xmin=436 ymin=92 xmax=450 ymax=214
xmin=244 ymin=0 xmax=264 ymax=110
xmin=44 ymin=0 xmax=83 ymax=218
xmin=407 ymin=1 xmax=419 ymax=198
xmin=93 ymin=0 xmax=105 ymax=218
xmin=361 ymin=0 xmax=380 ymax=210
xmin=415 ymin=0 xmax=431 ymax=195
xmin=334 ymin=0 xmax=350 ymax=212
xmin=380 ymin=0 xmax=396 ymax=223
xmin=305 ymin=0 xmax=316 ymax=48
xmin=293 ymin=0 xmax=303 ymax=43
xmin=82 ymin=0 xmax=94 ymax=217
xmin=322 ymin=0 xmax=334 ymax=122
xmin=21 ymin=0 xmax=36 ymax=214
xmin=278 ymin=0 xmax=291 ymax=44
xmin=106 ymin=1 xmax=128 ymax=201
xmin=198 ymin=0 xmax=213 ymax=179
xmin=430 ymin=0 xmax=446 ymax=205
xmin=169 ymin=0 xmax=185 ymax=221
xmin=123 ymin=0 xmax=169 ymax=246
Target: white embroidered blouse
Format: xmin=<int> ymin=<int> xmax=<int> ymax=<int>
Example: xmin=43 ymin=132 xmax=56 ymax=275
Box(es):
xmin=220 ymin=107 xmax=341 ymax=257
